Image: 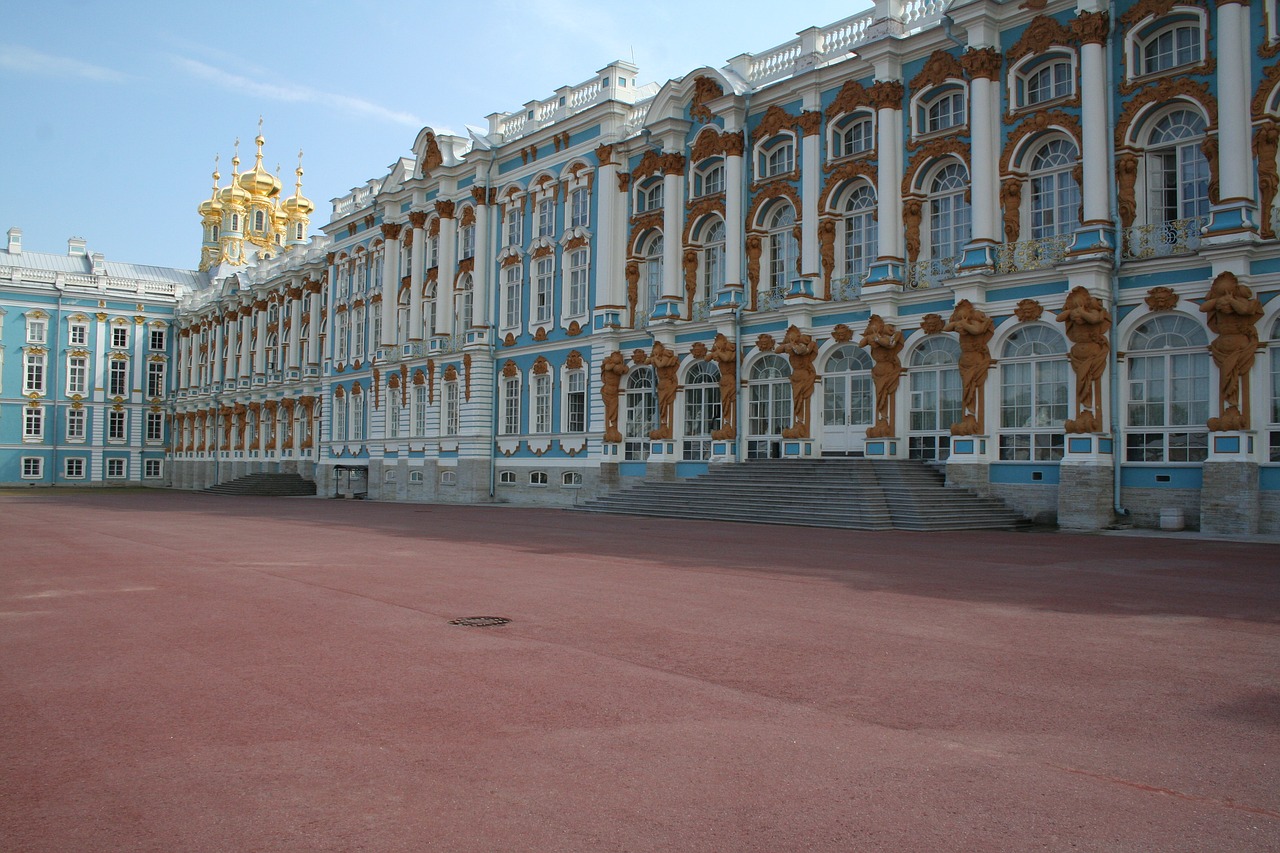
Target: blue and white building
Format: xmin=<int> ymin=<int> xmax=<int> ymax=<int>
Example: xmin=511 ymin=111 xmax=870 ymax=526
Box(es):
xmin=9 ymin=0 xmax=1280 ymax=533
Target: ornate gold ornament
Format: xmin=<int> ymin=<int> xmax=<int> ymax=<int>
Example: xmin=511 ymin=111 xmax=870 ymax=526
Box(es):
xmin=867 ymin=80 xmax=905 ymax=111
xmin=566 ymin=350 xmax=584 ymax=370
xmin=443 ymin=364 xmax=458 ymax=382
xmin=502 ymin=359 xmax=519 ymax=377
xmin=648 ymin=341 xmax=680 ymax=439
xmin=1010 ymin=15 xmax=1078 ymax=62
xmin=690 ymin=76 xmax=725 ymax=122
xmin=1115 ymin=78 xmax=1216 ymax=148
xmin=909 ymin=50 xmax=967 ymax=93
xmin=961 ymin=47 xmax=1002 ymax=81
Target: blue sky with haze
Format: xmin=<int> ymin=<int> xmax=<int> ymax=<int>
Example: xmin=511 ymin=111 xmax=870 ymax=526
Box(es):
xmin=1 ymin=0 xmax=868 ymax=270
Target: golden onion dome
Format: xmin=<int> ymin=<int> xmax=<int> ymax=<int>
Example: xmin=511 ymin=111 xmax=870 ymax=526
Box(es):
xmin=219 ymin=153 xmax=251 ymax=206
xmin=198 ymin=163 xmax=224 ymax=217
xmin=281 ymin=154 xmax=315 ymax=216
xmin=238 ymin=134 xmax=283 ymax=198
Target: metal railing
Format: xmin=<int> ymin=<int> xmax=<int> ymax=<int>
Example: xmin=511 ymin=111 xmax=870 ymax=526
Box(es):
xmin=1124 ymin=217 xmax=1205 ymax=260
xmin=995 ymin=234 xmax=1072 ymax=273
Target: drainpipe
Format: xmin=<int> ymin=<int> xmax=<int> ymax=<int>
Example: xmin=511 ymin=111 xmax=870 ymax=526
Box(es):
xmin=736 ymin=89 xmax=753 ymax=464
xmin=51 ymin=282 xmax=64 ymax=486
xmin=1104 ymin=9 xmax=1129 ymax=520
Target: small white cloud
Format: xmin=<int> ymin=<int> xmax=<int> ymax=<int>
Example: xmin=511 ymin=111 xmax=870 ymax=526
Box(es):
xmin=0 ymin=44 xmax=127 ymax=82
xmin=172 ymin=57 xmax=423 ymax=128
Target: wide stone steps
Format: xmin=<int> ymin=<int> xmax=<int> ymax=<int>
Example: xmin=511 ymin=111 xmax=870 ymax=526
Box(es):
xmin=575 ymin=459 xmax=1028 ymax=532
xmin=204 ymin=472 xmax=317 ymax=497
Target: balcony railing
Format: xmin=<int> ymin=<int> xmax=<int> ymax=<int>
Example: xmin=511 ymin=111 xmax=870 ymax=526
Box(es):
xmin=758 ymin=285 xmax=788 ymax=312
xmin=1124 ymin=217 xmax=1205 ymax=260
xmin=995 ymin=234 xmax=1071 ymax=274
xmin=906 ymin=255 xmax=959 ymax=290
xmin=830 ymin=273 xmax=866 ymax=302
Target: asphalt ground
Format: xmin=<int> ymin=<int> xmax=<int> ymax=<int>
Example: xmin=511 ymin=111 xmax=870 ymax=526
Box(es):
xmin=1 ymin=490 xmax=1277 ymax=852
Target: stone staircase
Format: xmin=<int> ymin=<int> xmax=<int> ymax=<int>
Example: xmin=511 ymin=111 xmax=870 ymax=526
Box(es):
xmin=574 ymin=458 xmax=1030 ymax=531
xmin=203 ymin=472 xmax=317 ymax=497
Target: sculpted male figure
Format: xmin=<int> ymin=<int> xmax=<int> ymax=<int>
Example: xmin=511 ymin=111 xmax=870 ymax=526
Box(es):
xmin=1056 ymin=286 xmax=1111 ymax=433
xmin=600 ymin=351 xmax=628 ymax=443
xmin=944 ymin=299 xmax=995 ymax=435
xmin=860 ymin=315 xmax=905 ymax=438
xmin=706 ymin=333 xmax=738 ymax=440
xmin=649 ymin=341 xmax=680 ymax=440
xmin=1201 ymin=272 xmax=1264 ymax=431
xmin=777 ymin=325 xmax=818 ymax=439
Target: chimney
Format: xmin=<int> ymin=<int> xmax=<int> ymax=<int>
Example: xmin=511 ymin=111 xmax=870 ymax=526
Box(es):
xmin=68 ymin=236 xmax=87 ymax=256
xmin=6 ymin=227 xmax=21 ymax=254
xmin=91 ymin=252 xmax=106 ymax=275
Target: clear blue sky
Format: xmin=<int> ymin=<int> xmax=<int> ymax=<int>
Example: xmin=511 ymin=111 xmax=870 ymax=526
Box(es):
xmin=1 ymin=1 xmax=869 ymax=271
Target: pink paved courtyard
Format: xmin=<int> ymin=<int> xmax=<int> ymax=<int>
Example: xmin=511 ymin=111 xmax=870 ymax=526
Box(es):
xmin=1 ymin=490 xmax=1277 ymax=851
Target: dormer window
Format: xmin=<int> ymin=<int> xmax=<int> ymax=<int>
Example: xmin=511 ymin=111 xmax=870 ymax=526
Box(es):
xmin=920 ymin=89 xmax=965 ymax=135
xmin=693 ymin=161 xmax=724 ymax=197
xmin=636 ymin=179 xmax=664 ymax=212
xmin=831 ymin=114 xmax=874 ymax=158
xmin=759 ymin=136 xmax=795 ymax=178
xmin=1141 ymin=24 xmax=1201 ymax=75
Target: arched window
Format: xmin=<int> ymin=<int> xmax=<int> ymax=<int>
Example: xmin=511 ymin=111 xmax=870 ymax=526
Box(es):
xmin=694 ymin=160 xmax=724 ymax=197
xmin=920 ymin=89 xmax=965 ymax=134
xmin=1125 ymin=314 xmax=1209 ymax=462
xmin=767 ymin=204 xmax=798 ymax=291
xmin=999 ymin=325 xmax=1069 ymax=460
xmin=641 ymin=233 xmax=664 ymax=324
xmin=821 ymin=344 xmax=874 ymax=454
xmin=624 ymin=365 xmax=656 ymax=461
xmin=1029 ymin=139 xmax=1081 ymax=239
xmin=266 ymin=333 xmax=279 ymax=371
xmin=1014 ymin=55 xmax=1074 ymax=109
xmin=908 ymin=336 xmax=962 ymax=460
xmin=1146 ymin=109 xmax=1209 ymax=225
xmin=424 ymin=281 xmax=438 ymax=338
xmin=636 ymin=179 xmax=664 ymax=212
xmin=759 ymin=135 xmax=796 ymax=177
xmin=747 ymin=354 xmax=792 ymax=458
xmin=683 ymin=361 xmax=721 ymax=460
xmin=455 ymin=274 xmax=474 ymax=332
xmin=832 ymin=114 xmax=874 ymax=158
xmin=701 ymin=219 xmax=726 ymax=305
xmin=928 ymin=163 xmax=971 ymax=261
xmin=842 ymin=185 xmax=878 ymax=281
xmin=254 ymin=210 xmax=265 ymax=232
xmin=1139 ymin=22 xmax=1202 ymax=76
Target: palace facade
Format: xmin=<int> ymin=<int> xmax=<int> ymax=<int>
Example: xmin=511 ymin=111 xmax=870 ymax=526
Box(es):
xmin=5 ymin=0 xmax=1280 ymax=533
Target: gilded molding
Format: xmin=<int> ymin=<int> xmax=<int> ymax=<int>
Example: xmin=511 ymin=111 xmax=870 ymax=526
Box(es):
xmin=1115 ymin=78 xmax=1216 ymax=148
xmin=380 ymin=222 xmax=403 ymax=240
xmin=745 ymin=181 xmax=802 ymax=228
xmin=566 ymin=349 xmax=584 ymax=370
xmin=867 ymin=80 xmax=904 ymax=111
xmin=595 ymin=143 xmax=615 ymax=166
xmin=1010 ymin=15 xmax=1079 ymax=62
xmin=909 ymin=50 xmax=966 ymax=92
xmin=1121 ymin=0 xmax=1205 ymax=27
xmin=961 ymin=47 xmax=1002 ymax=81
xmin=999 ymin=110 xmax=1082 ymax=175
xmin=690 ymin=76 xmax=724 ymax=123
xmin=827 ymin=79 xmax=873 ymax=119
xmin=820 ymin=161 xmax=877 ymax=211
xmin=902 ymin=137 xmax=969 ymax=196
xmin=752 ymin=104 xmax=801 ymax=142
xmin=435 ymin=200 xmax=456 ymax=219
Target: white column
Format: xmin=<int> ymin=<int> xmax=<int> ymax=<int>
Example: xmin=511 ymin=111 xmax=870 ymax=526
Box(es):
xmin=178 ymin=329 xmax=191 ymax=391
xmin=800 ymin=120 xmax=821 ymax=278
xmin=962 ymin=47 xmax=1001 ymax=251
xmin=224 ymin=314 xmax=238 ymax=382
xmin=1078 ymin=22 xmax=1110 ymax=227
xmin=238 ymin=309 xmax=252 ymax=381
xmin=660 ymin=157 xmax=685 ymax=313
xmin=725 ymin=144 xmax=745 ymax=289
xmin=306 ymin=282 xmax=320 ymax=367
xmin=380 ymin=223 xmax=402 ymax=347
xmin=472 ymin=196 xmax=491 ymax=327
xmin=288 ymin=279 xmax=303 ymax=371
xmin=594 ymin=148 xmax=622 ymax=309
xmin=871 ymin=80 xmax=905 ymax=282
xmin=407 ymin=211 xmax=426 ymax=339
xmin=211 ymin=320 xmax=224 ymax=386
xmin=1213 ymin=0 xmax=1257 ymax=227
xmin=253 ymin=303 xmax=267 ymax=379
xmin=436 ymin=201 xmax=459 ymax=334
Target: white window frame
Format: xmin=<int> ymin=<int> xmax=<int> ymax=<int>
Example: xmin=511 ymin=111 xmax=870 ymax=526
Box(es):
xmin=68 ymin=321 xmax=88 ymax=347
xmin=693 ymin=160 xmax=725 ymax=197
xmin=569 ymin=186 xmax=590 ymax=228
xmin=144 ymin=459 xmax=163 ymax=478
xmin=757 ymin=134 xmax=796 ymax=178
xmin=106 ymin=458 xmax=126 ymax=479
xmin=21 ymin=456 xmax=43 ymax=479
xmin=564 ymin=368 xmax=587 ymax=433
xmin=566 ymin=249 xmax=589 ymax=319
xmin=64 ymin=457 xmax=86 ymax=479
xmin=1127 ymin=13 xmax=1207 ymax=81
xmin=1009 ymin=52 xmax=1076 ymax=112
xmin=997 ymin=324 xmax=1070 ymax=461
xmin=108 ymin=409 xmax=127 ymax=443
xmin=146 ymin=411 xmax=164 ymax=444
xmin=533 ymin=256 xmax=554 ymax=326
xmin=1124 ymin=314 xmax=1210 ymax=464
xmin=532 ymin=372 xmax=552 ymax=434
xmin=147 ymin=362 xmax=166 ymax=398
xmin=66 ymin=407 xmax=86 ymax=442
xmin=23 ymin=405 xmax=44 ymax=441
xmin=830 ymin=112 xmax=875 ymax=159
xmin=26 ymin=315 xmax=47 ymax=344
xmin=149 ymin=327 xmax=166 ymax=351
xmin=912 ymin=85 xmax=967 ymax=139
xmin=66 ymin=355 xmax=87 ymax=396
xmin=24 ymin=351 xmax=47 ymax=395
xmin=108 ymin=358 xmax=129 ymax=397
xmin=502 ymin=264 xmax=524 ymax=332
xmin=111 ymin=325 xmax=129 ymax=349
xmin=501 ymin=375 xmax=522 ymax=435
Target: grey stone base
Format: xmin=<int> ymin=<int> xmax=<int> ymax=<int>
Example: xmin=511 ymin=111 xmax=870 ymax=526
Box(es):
xmin=1200 ymin=461 xmax=1259 ymax=535
xmin=1058 ymin=463 xmax=1116 ymax=530
xmin=1118 ymin=487 xmax=1201 ymax=531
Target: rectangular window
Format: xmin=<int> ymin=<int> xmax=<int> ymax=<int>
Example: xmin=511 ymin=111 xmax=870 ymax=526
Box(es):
xmin=566 ymin=371 xmax=586 ymax=432
xmin=106 ymin=458 xmax=125 ymax=478
xmin=112 ymin=326 xmax=129 ymax=349
xmin=67 ymin=356 xmax=88 ymax=396
xmin=65 ymin=457 xmax=85 ymax=479
xmin=109 ymin=360 xmax=128 ymax=397
xmin=570 ymin=187 xmax=590 ymax=228
xmin=26 ymin=317 xmax=47 ymax=344
xmin=388 ymin=393 xmax=401 ymax=439
xmin=534 ymin=258 xmax=554 ymax=325
xmin=23 ymin=407 xmax=43 ymax=440
xmin=24 ymin=353 xmax=46 ymax=394
xmin=537 ymin=199 xmax=555 ymax=237
xmin=147 ymin=362 xmax=165 ymax=398
xmin=413 ymin=384 xmax=427 ymax=437
xmin=146 ymin=411 xmax=164 ymax=443
xmin=108 ymin=410 xmax=127 ymax=442
xmin=503 ymin=265 xmax=522 ymax=330
xmin=66 ymin=407 xmax=86 ymax=441
xmin=21 ymin=457 xmax=43 ymax=479
xmin=567 ymin=250 xmax=589 ymax=317
xmin=69 ymin=322 xmax=88 ymax=346
xmin=444 ymin=383 xmax=459 ymax=436
xmin=461 ymin=225 xmax=475 ymax=259
xmin=350 ymin=394 xmax=364 ymax=441
xmin=502 ymin=378 xmax=521 ymax=435
xmin=533 ymin=373 xmax=552 ymax=434
xmin=333 ymin=395 xmax=347 ymax=441
xmin=353 ymin=309 xmax=365 ymax=358
xmin=506 ymin=207 xmax=524 ymax=247
xmin=149 ymin=328 xmax=166 ymax=351
xmin=144 ymin=459 xmax=163 ymax=478
xmin=335 ymin=314 xmax=348 ymax=362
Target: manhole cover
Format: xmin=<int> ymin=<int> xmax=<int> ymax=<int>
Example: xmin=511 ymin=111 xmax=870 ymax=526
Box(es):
xmin=448 ymin=616 xmax=511 ymax=627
